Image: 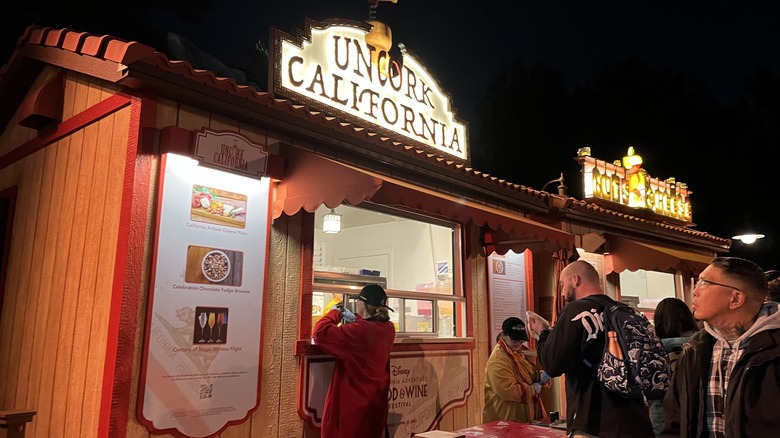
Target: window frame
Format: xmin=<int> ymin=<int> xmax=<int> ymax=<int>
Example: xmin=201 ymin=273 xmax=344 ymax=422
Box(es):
xmin=310 ymin=203 xmax=467 ymax=342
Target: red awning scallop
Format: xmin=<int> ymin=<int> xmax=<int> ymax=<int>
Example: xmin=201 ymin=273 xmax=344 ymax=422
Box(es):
xmin=272 ymin=148 xmax=383 ymax=218
xmin=369 ymin=178 xmax=573 ymax=252
xmin=606 ymin=236 xmax=715 ymax=274
xmin=272 ymin=148 xmax=574 ymax=252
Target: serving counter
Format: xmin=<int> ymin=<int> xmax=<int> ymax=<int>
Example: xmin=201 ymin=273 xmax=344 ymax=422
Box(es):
xmin=453 ymin=420 xmax=567 ymax=437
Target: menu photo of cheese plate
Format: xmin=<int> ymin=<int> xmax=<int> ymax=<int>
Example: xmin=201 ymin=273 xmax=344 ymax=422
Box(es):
xmin=184 ymin=245 xmax=244 ymax=286
xmin=190 ymin=184 xmax=248 ymax=229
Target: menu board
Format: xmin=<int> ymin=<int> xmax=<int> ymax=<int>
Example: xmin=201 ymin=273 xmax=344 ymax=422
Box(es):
xmin=139 ymin=153 xmax=271 ymax=437
xmin=487 ymin=250 xmax=528 ymax=350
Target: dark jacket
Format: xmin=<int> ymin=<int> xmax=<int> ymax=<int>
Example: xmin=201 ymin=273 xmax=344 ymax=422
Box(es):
xmin=537 ymin=295 xmax=654 ymax=438
xmin=663 ymin=302 xmax=780 ymax=437
xmin=649 ymin=334 xmax=695 ymax=435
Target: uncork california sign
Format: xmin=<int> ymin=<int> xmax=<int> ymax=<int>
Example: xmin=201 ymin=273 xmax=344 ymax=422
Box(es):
xmin=270 ymin=18 xmax=469 ymax=161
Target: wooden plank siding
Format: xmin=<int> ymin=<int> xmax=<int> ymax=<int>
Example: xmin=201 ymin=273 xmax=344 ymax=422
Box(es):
xmin=468 ymin=226 xmax=491 ymax=429
xmin=0 ymin=70 xmax=129 ymax=438
xmin=0 ymin=149 xmax=42 ymax=407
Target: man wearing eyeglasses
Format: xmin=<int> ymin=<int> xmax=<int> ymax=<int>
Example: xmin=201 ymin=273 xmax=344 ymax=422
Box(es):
xmin=663 ymin=257 xmax=780 ymax=437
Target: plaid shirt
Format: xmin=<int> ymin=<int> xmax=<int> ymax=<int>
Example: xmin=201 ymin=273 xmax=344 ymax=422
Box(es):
xmin=707 ymin=341 xmax=736 ymax=437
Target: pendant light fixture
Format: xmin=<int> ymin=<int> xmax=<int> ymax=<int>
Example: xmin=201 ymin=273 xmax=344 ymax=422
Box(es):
xmin=322 ymin=209 xmax=342 ymax=234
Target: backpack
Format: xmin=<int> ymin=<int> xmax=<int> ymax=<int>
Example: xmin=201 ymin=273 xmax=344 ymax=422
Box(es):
xmin=584 ymin=295 xmax=671 ymax=403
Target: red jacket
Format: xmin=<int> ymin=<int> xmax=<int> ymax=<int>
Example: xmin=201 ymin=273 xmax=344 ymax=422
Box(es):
xmin=313 ymin=308 xmax=396 ymax=438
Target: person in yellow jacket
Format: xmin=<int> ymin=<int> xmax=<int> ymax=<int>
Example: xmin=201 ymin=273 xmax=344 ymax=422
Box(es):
xmin=483 ymin=317 xmax=551 ymax=423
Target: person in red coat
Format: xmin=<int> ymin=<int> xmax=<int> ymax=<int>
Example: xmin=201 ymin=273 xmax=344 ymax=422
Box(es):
xmin=313 ymin=284 xmax=396 ymax=438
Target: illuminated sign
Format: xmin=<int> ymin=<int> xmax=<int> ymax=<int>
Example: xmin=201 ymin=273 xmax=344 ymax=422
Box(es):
xmin=576 ymin=147 xmax=692 ymax=223
xmin=270 ymin=19 xmax=469 ymax=161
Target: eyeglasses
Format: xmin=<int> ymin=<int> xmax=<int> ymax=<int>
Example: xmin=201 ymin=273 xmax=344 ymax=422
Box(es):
xmin=695 ymin=278 xmax=740 ymax=291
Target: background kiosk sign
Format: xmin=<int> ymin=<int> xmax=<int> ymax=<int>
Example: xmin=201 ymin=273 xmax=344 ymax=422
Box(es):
xmin=576 ymin=148 xmax=693 ymax=223
xmin=270 ymin=19 xmax=469 ymax=161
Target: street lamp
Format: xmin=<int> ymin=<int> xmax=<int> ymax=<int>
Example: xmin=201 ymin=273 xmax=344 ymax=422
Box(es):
xmin=732 ymin=233 xmax=765 ymax=245
xmin=727 ymin=215 xmax=765 ymax=245
xmin=541 ymin=173 xmax=568 ymax=196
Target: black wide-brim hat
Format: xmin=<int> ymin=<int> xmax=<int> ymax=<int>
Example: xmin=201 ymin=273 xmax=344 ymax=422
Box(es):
xmin=353 ymin=284 xmax=394 ymax=312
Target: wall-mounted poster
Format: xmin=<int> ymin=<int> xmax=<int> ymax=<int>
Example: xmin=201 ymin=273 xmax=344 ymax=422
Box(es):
xmin=138 ymin=153 xmax=271 ymax=438
xmin=487 ymin=250 xmax=528 ymax=350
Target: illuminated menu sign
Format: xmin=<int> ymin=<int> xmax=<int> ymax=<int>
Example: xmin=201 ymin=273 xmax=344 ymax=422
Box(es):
xmin=139 ymin=154 xmax=271 ymax=437
xmin=576 ymin=147 xmax=692 ymax=223
xmin=270 ymin=19 xmax=469 ymax=161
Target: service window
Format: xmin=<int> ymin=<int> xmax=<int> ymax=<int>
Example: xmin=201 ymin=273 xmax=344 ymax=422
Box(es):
xmin=618 ymin=269 xmax=677 ymax=310
xmin=312 ymin=203 xmax=465 ymax=339
xmin=578 ymin=249 xmax=679 ymax=313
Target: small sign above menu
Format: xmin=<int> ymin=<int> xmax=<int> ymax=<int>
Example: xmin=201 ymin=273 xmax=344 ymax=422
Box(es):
xmin=193 ymin=129 xmax=269 ymax=179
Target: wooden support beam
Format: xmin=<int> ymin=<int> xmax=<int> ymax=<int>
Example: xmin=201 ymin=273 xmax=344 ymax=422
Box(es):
xmin=0 ymin=410 xmax=36 ymax=438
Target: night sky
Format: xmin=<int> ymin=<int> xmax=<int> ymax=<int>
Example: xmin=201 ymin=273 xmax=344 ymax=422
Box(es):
xmin=3 ymin=1 xmax=779 ymax=267
xmin=149 ymin=1 xmax=780 ymax=121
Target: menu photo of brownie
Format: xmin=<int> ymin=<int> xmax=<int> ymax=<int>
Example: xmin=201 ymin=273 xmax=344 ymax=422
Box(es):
xmin=184 ymin=245 xmax=244 ymax=286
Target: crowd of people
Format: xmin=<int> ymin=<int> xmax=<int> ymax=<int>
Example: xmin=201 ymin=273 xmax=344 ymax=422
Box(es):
xmin=523 ymin=257 xmax=780 ymax=438
xmin=311 ymin=256 xmax=780 ymax=438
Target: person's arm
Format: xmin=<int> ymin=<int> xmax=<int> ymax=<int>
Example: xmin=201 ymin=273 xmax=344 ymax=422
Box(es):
xmin=312 ymin=308 xmax=362 ymax=360
xmin=535 ymin=304 xmax=586 ymax=377
xmin=522 ymin=349 xmax=553 ymax=388
xmin=486 ymin=356 xmax=536 ymax=403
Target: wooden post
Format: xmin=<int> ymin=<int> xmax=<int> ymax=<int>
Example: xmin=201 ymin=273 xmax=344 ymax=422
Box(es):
xmin=0 ymin=410 xmax=36 ymax=438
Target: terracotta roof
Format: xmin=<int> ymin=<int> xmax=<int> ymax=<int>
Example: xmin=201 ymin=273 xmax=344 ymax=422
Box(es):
xmin=1 ymin=26 xmax=548 ymax=199
xmin=564 ymin=198 xmax=727 ymax=246
xmin=0 ymin=25 xmax=729 ymax=250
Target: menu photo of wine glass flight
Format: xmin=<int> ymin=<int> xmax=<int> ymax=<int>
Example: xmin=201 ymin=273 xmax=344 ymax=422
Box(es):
xmin=194 ymin=306 xmax=229 ymax=344
xmin=191 ymin=184 xmax=248 ymax=229
xmin=184 ymin=245 xmax=244 ymax=286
